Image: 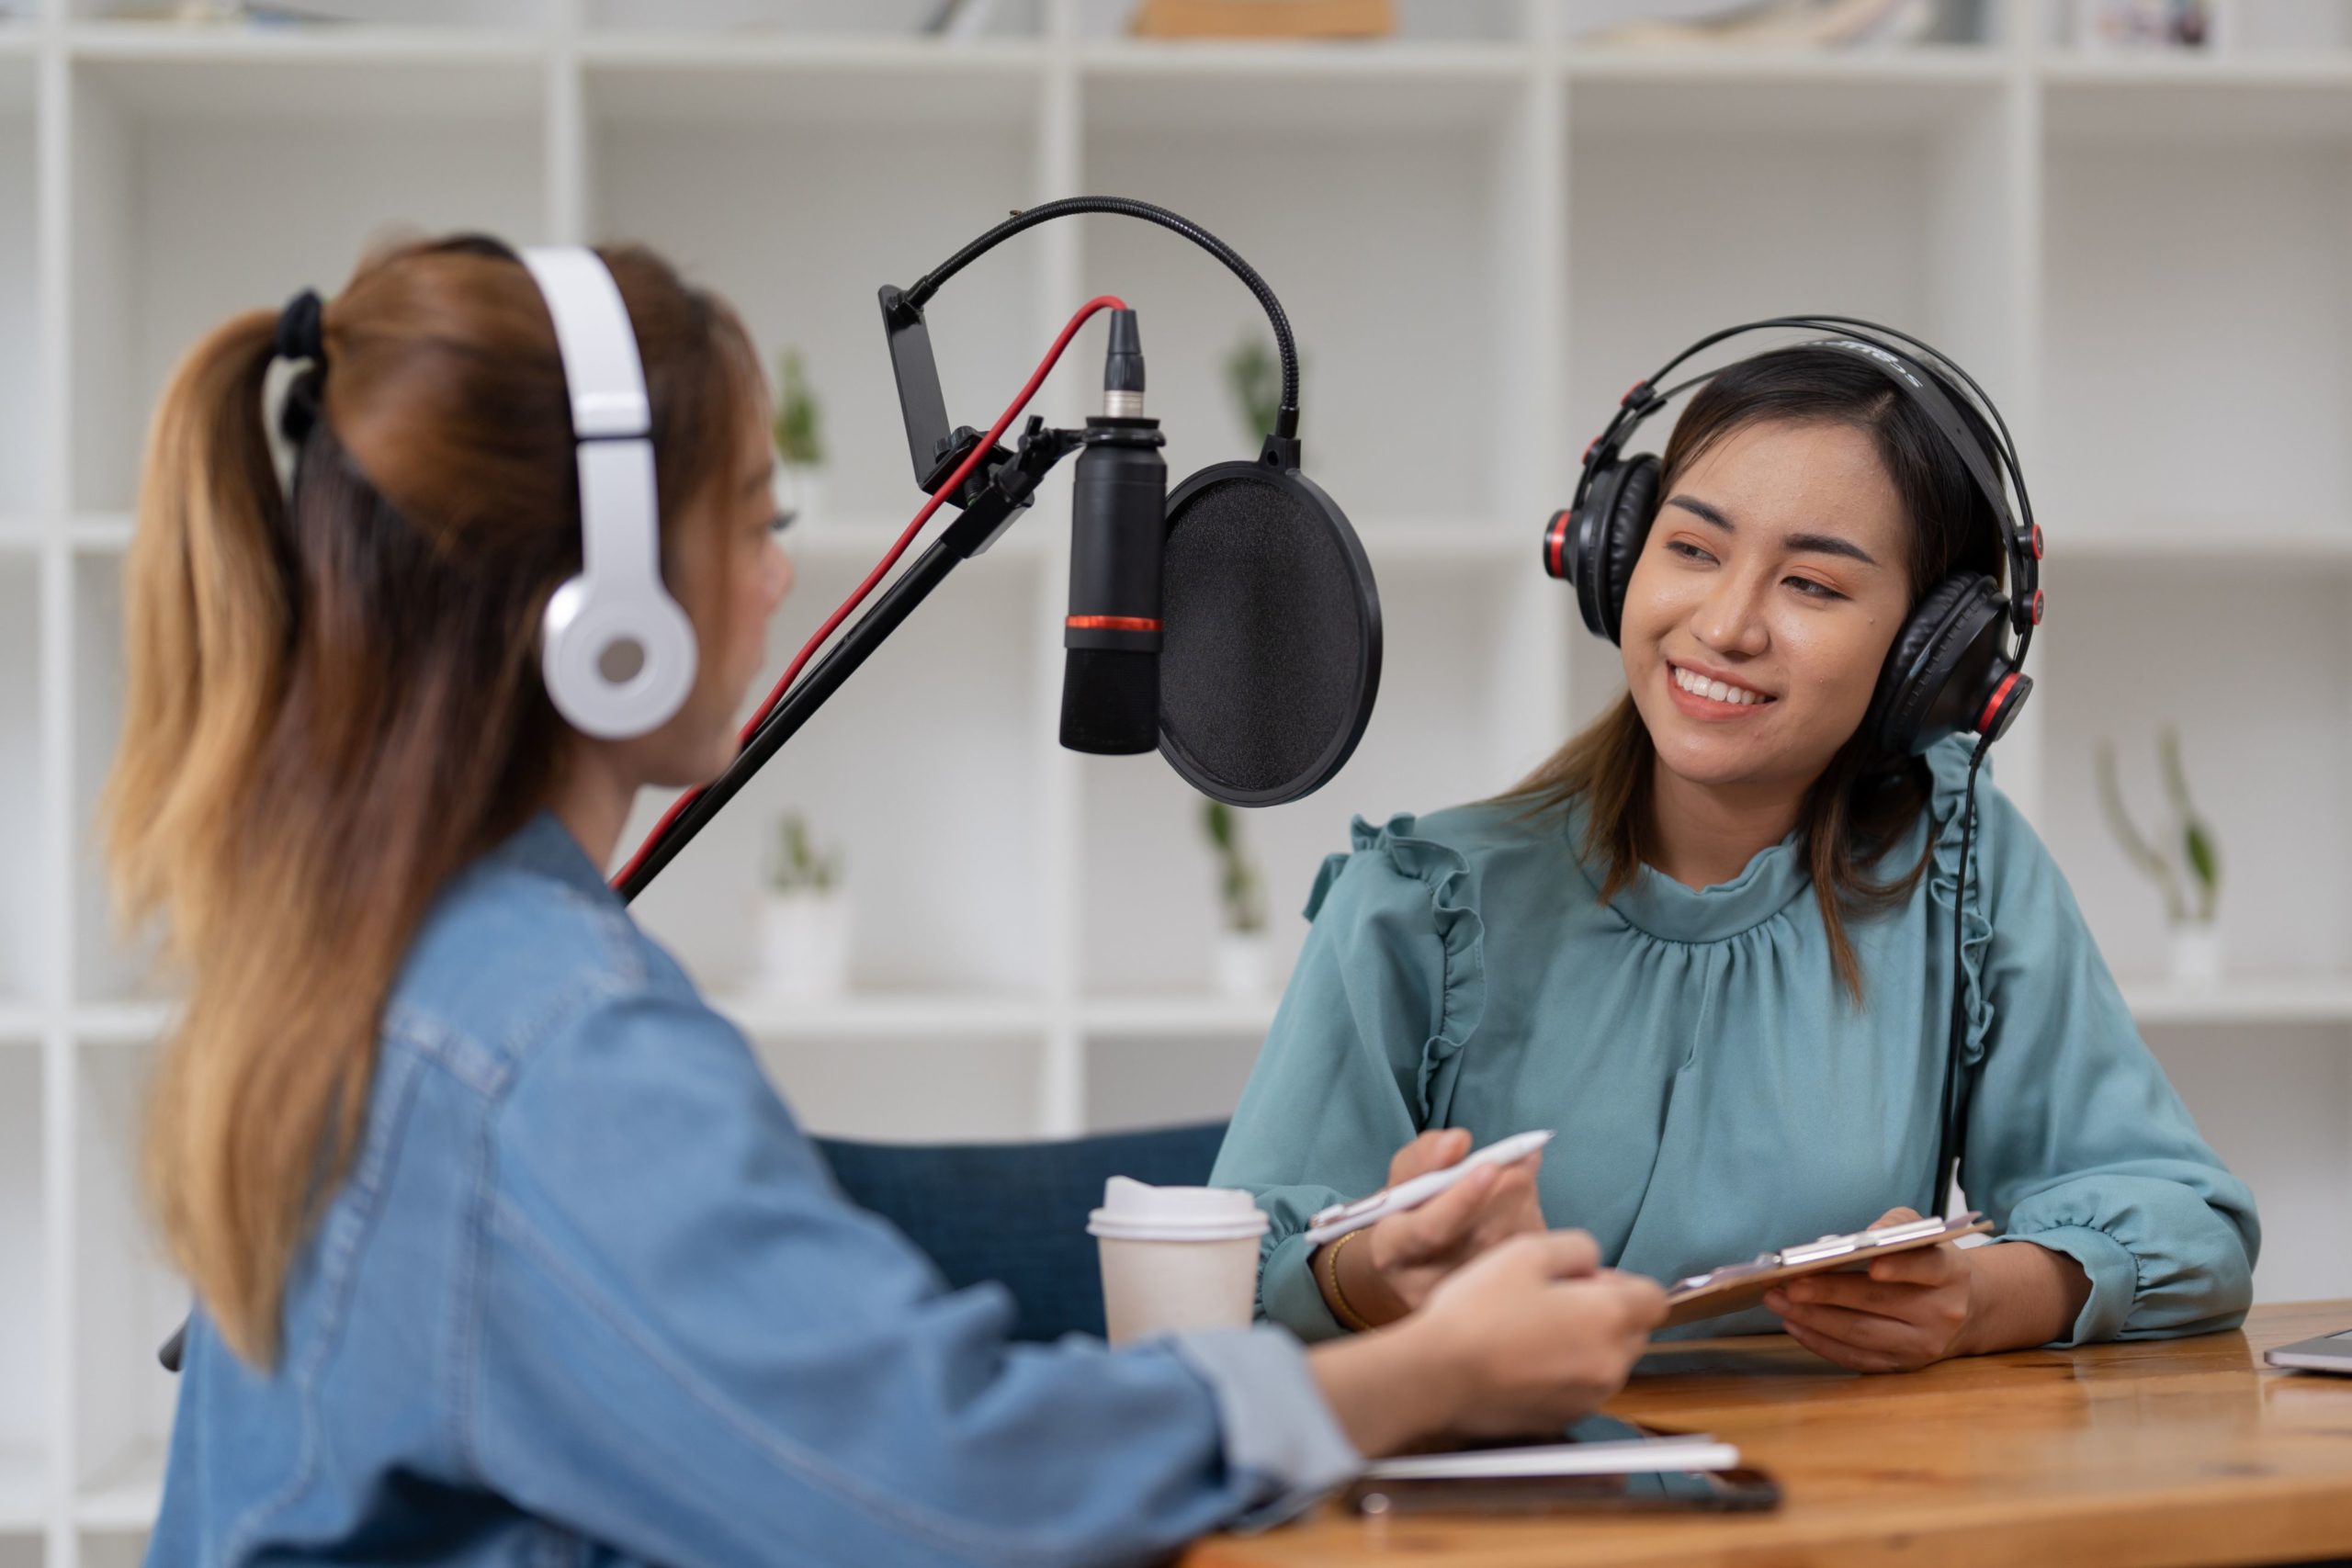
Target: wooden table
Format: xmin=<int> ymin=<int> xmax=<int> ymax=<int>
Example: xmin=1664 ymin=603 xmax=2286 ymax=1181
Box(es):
xmin=1186 ymin=1302 xmax=2352 ymax=1568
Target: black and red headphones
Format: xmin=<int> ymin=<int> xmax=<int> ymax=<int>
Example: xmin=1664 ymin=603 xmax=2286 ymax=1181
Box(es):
xmin=1543 ymin=316 xmax=2043 ymax=758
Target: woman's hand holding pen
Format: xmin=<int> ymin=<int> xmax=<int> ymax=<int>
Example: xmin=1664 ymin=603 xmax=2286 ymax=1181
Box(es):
xmin=1308 ymin=1232 xmax=1668 ymax=1455
xmin=1317 ymin=1129 xmax=1548 ymax=1330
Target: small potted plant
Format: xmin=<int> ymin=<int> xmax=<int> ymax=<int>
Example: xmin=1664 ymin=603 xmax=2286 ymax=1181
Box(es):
xmin=1201 ymin=798 xmax=1270 ymax=998
xmin=772 ymin=348 xmax=827 ymax=532
xmin=2096 ymin=727 xmax=2222 ymax=987
xmin=754 ymin=809 xmax=850 ymax=1000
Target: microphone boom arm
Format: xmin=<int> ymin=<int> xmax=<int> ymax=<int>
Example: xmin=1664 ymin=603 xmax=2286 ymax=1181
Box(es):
xmin=616 ymin=418 xmax=1083 ymax=902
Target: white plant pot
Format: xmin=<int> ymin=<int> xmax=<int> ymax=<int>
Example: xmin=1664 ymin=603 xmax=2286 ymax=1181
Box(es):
xmin=2168 ymin=923 xmax=2222 ymax=990
xmin=1212 ymin=931 xmax=1272 ymax=999
xmin=773 ymin=464 xmax=826 ymax=533
xmin=753 ymin=889 xmax=852 ymax=1001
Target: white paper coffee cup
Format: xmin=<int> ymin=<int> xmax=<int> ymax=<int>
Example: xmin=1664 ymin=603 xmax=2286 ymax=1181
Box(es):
xmin=1087 ymin=1177 xmax=1270 ymax=1346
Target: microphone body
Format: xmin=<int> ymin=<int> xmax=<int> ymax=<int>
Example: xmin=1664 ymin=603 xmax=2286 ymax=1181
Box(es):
xmin=1061 ymin=310 xmax=1168 ymax=755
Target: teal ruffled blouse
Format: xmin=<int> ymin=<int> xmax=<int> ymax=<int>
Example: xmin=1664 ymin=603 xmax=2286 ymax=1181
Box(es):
xmin=1211 ymin=738 xmax=2259 ymax=1346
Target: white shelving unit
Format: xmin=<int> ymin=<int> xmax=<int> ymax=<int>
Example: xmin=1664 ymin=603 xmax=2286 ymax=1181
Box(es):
xmin=5 ymin=1 xmax=2350 ymax=1559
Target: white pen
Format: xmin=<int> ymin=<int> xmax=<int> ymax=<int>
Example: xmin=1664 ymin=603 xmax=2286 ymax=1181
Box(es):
xmin=1303 ymin=1130 xmax=1555 ymax=1247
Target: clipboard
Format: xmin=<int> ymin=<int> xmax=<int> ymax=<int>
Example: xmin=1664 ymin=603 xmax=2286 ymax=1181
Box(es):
xmin=1658 ymin=1212 xmax=1994 ymax=1329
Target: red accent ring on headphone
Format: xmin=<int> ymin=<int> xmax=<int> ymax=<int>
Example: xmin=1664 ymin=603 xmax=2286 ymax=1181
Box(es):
xmin=2030 ymin=589 xmax=2045 ymax=626
xmin=1546 ymin=510 xmax=1573 ymax=579
xmin=1068 ymin=615 xmax=1162 ymax=633
xmin=1977 ymin=671 xmax=2021 ymax=737
xmin=2030 ymin=524 xmax=2045 ymax=560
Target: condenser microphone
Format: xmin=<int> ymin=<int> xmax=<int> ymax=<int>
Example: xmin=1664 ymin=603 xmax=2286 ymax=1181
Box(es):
xmin=1060 ymin=309 xmax=1169 ymax=754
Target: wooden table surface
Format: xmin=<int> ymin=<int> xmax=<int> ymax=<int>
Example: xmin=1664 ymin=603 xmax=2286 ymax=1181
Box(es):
xmin=1186 ymin=1302 xmax=2352 ymax=1568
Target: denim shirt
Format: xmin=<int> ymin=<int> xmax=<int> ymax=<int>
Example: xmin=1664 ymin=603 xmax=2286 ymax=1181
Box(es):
xmin=150 ymin=814 xmax=1360 ymax=1567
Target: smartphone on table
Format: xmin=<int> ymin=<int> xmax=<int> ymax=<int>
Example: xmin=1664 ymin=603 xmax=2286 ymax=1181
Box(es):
xmin=1340 ymin=1415 xmax=1781 ymax=1517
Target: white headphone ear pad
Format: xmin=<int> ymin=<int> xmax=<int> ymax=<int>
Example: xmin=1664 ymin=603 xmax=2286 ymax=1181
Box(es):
xmin=541 ymin=573 xmax=700 ymax=740
xmin=523 ymin=246 xmax=700 ymax=742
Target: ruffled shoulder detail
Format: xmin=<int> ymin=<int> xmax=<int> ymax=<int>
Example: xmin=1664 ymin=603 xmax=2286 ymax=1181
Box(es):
xmin=1305 ymin=813 xmax=1489 ymax=1122
xmin=1924 ymin=738 xmax=1996 ymax=1066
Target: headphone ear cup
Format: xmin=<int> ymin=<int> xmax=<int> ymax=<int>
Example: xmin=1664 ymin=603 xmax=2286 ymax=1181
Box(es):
xmin=1868 ymin=574 xmax=2006 ymax=756
xmin=1597 ymin=454 xmax=1659 ymax=645
xmin=541 ymin=572 xmax=700 ymax=740
xmin=1565 ymin=453 xmax=1660 ymax=644
xmin=1566 ymin=461 xmax=1625 ymax=640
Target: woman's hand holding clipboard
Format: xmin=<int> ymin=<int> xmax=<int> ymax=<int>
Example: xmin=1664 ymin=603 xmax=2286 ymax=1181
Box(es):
xmin=1662 ymin=1211 xmax=1995 ymax=1329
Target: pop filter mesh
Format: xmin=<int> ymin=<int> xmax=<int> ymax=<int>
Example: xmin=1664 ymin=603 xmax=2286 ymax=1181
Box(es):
xmin=1159 ymin=468 xmax=1376 ymax=801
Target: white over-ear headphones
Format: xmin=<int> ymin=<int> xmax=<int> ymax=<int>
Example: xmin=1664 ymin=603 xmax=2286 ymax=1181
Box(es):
xmin=522 ymin=246 xmax=698 ymax=740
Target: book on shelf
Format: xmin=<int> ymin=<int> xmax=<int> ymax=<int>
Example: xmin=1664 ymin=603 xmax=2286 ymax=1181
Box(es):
xmin=2073 ymin=0 xmax=2230 ymax=53
xmin=103 ymin=1 xmax=348 ymax=24
xmin=1577 ymin=0 xmax=1944 ymax=52
xmin=922 ymin=0 xmax=1002 ymax=39
xmin=1131 ymin=0 xmax=1396 ymax=41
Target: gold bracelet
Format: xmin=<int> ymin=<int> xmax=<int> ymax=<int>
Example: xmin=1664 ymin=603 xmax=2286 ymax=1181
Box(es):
xmin=1322 ymin=1229 xmax=1378 ymax=1335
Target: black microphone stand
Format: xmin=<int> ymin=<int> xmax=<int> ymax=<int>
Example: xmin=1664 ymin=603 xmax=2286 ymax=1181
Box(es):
xmin=616 ymin=415 xmax=1084 ymax=903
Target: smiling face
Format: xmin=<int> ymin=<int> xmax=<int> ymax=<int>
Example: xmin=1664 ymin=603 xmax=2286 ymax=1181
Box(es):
xmin=1618 ymin=417 xmax=1916 ymax=797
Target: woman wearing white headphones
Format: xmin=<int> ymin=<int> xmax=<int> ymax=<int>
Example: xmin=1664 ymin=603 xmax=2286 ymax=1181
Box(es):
xmin=1213 ymin=336 xmax=2256 ymax=1372
xmin=115 ymin=234 xmax=1664 ymax=1566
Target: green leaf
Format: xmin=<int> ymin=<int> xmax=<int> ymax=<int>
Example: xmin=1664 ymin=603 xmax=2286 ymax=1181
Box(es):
xmin=1200 ymin=795 xmax=1263 ymax=931
xmin=773 ymin=349 xmax=826 ymax=468
xmin=770 ymin=809 xmax=839 ymax=892
xmin=2182 ymin=820 xmax=2219 ymax=894
xmin=1223 ymin=334 xmax=1282 ymax=444
xmin=2094 ymin=736 xmax=2186 ymax=924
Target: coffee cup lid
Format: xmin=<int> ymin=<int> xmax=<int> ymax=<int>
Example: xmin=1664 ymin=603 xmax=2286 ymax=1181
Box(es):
xmin=1086 ymin=1176 xmax=1271 ymax=1242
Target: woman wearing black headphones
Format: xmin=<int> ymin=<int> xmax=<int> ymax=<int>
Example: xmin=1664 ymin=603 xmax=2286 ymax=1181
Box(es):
xmin=114 ymin=234 xmax=1667 ymax=1566
xmin=1214 ymin=332 xmax=2257 ymax=1371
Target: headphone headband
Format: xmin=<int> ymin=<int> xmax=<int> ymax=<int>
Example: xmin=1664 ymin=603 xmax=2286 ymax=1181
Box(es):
xmin=525 ymin=247 xmax=653 ymax=441
xmin=1808 ymin=336 xmax=2013 ymax=532
xmin=523 ymin=246 xmax=699 ymax=740
xmin=1576 ymin=316 xmax=2041 ymax=632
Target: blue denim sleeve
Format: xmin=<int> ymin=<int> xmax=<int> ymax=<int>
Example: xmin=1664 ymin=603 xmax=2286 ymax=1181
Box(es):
xmin=467 ymin=987 xmax=1356 ymax=1568
xmin=1165 ymin=1328 xmax=1362 ymax=1530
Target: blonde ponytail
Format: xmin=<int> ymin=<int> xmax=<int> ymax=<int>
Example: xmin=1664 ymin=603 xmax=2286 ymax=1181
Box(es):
xmin=108 ymin=310 xmax=289 ymax=966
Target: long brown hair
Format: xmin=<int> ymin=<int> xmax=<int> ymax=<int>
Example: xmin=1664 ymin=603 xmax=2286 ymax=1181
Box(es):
xmin=1505 ymin=345 xmax=2005 ymax=1001
xmin=107 ymin=235 xmax=762 ymax=1365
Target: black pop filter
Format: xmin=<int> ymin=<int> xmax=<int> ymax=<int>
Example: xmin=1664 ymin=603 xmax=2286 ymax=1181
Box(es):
xmin=1159 ymin=456 xmax=1381 ymax=807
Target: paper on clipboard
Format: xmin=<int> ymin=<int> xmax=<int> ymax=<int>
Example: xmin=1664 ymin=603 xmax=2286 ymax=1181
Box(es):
xmin=1658 ymin=1212 xmax=1994 ymax=1330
